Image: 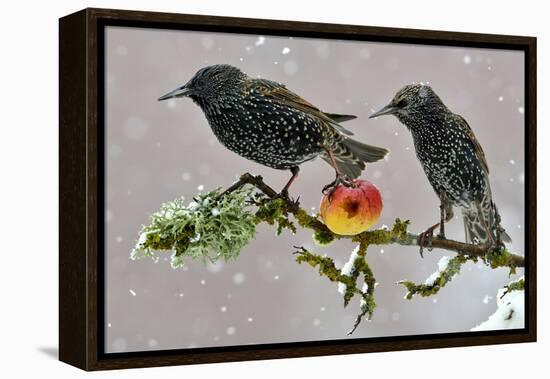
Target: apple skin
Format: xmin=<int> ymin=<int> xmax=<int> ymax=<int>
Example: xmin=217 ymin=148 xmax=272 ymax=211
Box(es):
xmin=320 ymin=179 xmax=383 ymax=236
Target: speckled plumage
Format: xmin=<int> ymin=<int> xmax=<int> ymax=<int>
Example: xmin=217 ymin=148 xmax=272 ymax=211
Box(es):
xmin=371 ymin=84 xmax=510 ymax=244
xmin=159 ymin=64 xmax=389 ymax=193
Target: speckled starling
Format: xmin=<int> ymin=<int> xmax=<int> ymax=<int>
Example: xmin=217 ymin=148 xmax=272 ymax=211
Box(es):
xmin=159 ymin=64 xmax=389 ymax=196
xmin=370 ymin=84 xmax=510 ymax=245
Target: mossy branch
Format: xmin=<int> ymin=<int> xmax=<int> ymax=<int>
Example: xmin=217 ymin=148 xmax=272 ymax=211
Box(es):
xmin=399 ymin=254 xmax=470 ymax=299
xmin=294 ymin=240 xmax=376 ymax=335
xmin=222 ymin=173 xmax=524 ymax=269
xmin=132 ymin=172 xmax=524 ymax=334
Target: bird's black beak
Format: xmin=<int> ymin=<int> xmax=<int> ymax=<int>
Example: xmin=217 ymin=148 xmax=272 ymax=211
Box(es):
xmin=158 ymin=86 xmax=193 ymax=101
xmin=369 ymin=104 xmax=397 ymax=119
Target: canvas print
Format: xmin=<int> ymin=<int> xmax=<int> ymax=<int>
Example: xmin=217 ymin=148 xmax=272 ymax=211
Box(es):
xmin=104 ymin=26 xmax=526 ymax=353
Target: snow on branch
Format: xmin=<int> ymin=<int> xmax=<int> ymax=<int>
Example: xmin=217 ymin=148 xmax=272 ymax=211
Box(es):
xmin=471 ymin=277 xmax=525 ymax=331
xmin=131 ymin=172 xmax=525 ymax=334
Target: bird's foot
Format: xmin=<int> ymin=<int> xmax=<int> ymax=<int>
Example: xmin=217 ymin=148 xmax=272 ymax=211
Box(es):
xmin=482 ymin=233 xmax=503 ymax=252
xmin=322 ymin=176 xmax=354 ymax=199
xmin=277 ymin=190 xmax=301 ymax=208
xmin=417 ymin=223 xmax=440 ymax=258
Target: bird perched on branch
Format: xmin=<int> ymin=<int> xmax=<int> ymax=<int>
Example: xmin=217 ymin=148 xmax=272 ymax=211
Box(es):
xmin=370 ymin=84 xmax=510 ymax=247
xmin=158 ymin=64 xmax=388 ymax=197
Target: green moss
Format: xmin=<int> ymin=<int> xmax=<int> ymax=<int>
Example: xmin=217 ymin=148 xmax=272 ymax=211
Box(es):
xmin=350 ymin=218 xmax=412 ymax=246
xmin=353 ymin=229 xmax=392 ymax=246
xmin=254 ymin=198 xmax=297 ymax=235
xmin=485 ymin=248 xmax=517 ymax=275
xmin=295 ymin=249 xmax=354 ymax=286
xmin=390 ymin=218 xmax=412 ymax=240
xmin=131 ymin=185 xmax=257 ymax=268
xmin=504 ymin=277 xmax=525 ymax=293
xmin=293 ymin=208 xmax=320 ymax=229
xmin=312 ymin=229 xmax=335 ymax=246
xmin=295 ymin=245 xmax=377 ymax=331
xmin=399 ymin=254 xmax=469 ymax=299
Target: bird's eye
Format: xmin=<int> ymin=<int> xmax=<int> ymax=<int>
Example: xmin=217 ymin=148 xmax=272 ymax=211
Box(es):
xmin=396 ymin=98 xmax=408 ymax=108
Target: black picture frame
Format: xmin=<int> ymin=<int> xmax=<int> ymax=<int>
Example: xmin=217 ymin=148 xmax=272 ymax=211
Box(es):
xmin=59 ymin=7 xmax=537 ymax=371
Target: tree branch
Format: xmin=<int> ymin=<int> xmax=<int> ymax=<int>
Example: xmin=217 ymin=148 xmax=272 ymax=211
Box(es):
xmin=224 ymin=173 xmax=525 ymax=269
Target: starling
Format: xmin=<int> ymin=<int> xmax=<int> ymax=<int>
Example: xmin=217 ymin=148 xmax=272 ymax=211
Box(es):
xmin=159 ymin=64 xmax=388 ymax=196
xmin=370 ymin=84 xmax=510 ymax=246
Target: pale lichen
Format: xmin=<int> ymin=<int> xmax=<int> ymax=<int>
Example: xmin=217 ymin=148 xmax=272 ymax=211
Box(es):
xmin=132 ymin=185 xmax=257 ymax=268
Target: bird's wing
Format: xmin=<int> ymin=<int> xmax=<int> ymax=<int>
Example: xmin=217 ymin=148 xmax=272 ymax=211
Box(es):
xmin=249 ymin=79 xmax=355 ymax=136
xmin=454 ymin=114 xmax=489 ymax=174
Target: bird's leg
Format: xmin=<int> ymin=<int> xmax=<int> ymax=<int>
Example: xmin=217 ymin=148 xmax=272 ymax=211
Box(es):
xmin=438 ymin=200 xmax=446 ymax=239
xmin=437 ymin=191 xmax=452 ymax=239
xmin=279 ymin=166 xmax=301 ymax=206
xmin=322 ymin=147 xmax=353 ymax=197
xmin=418 ymin=192 xmax=451 ymax=257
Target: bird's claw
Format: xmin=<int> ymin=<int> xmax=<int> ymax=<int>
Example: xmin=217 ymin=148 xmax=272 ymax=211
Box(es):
xmin=417 ymin=226 xmax=438 ymax=258
xmin=277 ymin=191 xmax=301 ymax=208
xmin=322 ymin=176 xmax=354 ymax=199
xmin=289 ymin=195 xmax=301 ymax=208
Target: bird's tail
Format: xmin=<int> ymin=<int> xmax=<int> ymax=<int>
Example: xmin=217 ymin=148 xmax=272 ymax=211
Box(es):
xmin=322 ymin=137 xmax=389 ymax=179
xmin=462 ymin=198 xmax=511 ymax=244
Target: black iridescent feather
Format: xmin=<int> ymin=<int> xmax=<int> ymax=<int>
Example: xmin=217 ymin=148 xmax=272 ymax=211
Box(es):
xmin=159 ymin=64 xmax=388 ymax=195
xmin=370 ymin=84 xmax=510 ymax=245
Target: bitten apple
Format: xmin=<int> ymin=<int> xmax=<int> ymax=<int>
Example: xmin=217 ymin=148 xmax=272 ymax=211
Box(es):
xmin=320 ymin=179 xmax=383 ymax=235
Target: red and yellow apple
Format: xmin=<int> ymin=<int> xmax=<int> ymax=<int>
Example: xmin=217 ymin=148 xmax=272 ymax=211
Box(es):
xmin=320 ymin=179 xmax=383 ymax=235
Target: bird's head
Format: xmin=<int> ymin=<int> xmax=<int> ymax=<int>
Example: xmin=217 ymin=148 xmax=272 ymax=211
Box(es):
xmin=369 ymin=84 xmax=446 ymax=125
xmin=158 ymin=64 xmax=246 ymax=104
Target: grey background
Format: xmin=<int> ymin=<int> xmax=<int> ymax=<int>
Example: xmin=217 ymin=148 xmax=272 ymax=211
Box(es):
xmin=104 ymin=26 xmax=525 ymax=353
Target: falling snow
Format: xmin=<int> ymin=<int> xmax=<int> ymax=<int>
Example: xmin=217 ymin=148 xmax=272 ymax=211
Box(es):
xmin=359 ymin=48 xmax=371 ymax=60
xmin=283 ymin=60 xmax=298 ymax=75
xmin=107 ymin=31 xmax=526 ymax=352
xmin=201 ymin=37 xmax=214 ymax=49
xmin=232 ymin=272 xmax=246 ymax=285
xmin=167 ymin=98 xmax=177 ymax=109
xmin=226 ymin=326 xmax=236 ymax=335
